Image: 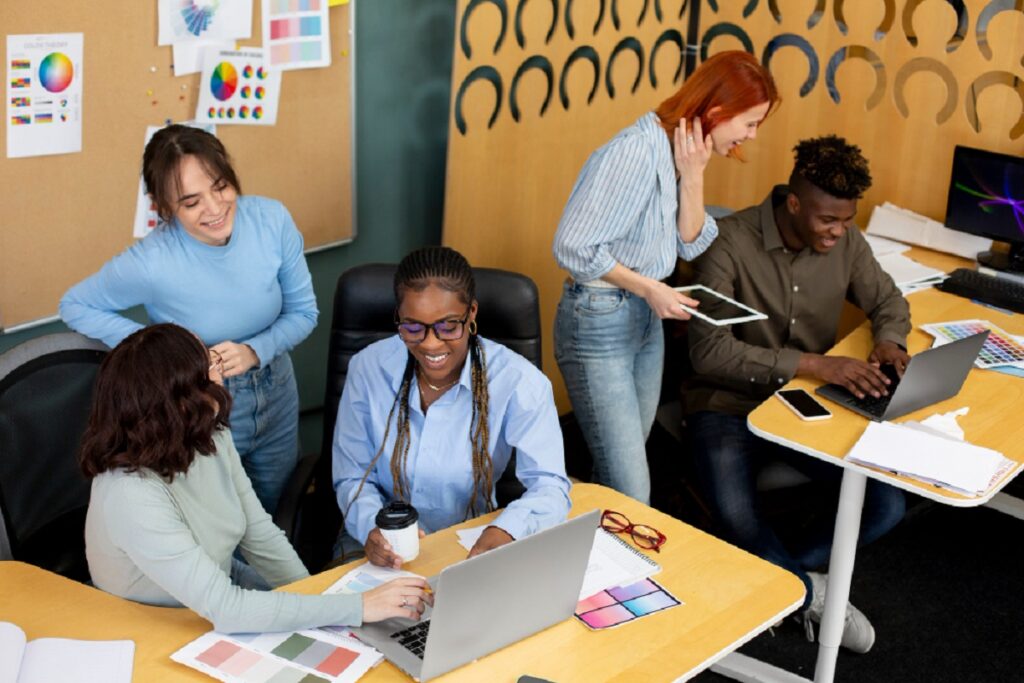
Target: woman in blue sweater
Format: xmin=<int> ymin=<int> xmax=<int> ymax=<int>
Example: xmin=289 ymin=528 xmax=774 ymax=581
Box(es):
xmin=61 ymin=125 xmax=316 ymax=515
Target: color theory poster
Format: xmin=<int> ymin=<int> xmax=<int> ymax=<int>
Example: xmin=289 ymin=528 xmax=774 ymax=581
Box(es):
xmin=262 ymin=0 xmax=331 ymax=71
xmin=6 ymin=33 xmax=83 ymax=158
xmin=195 ymin=48 xmax=281 ymax=126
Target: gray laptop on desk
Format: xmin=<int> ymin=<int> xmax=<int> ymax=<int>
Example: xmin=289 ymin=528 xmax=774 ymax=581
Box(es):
xmin=816 ymin=331 xmax=988 ymax=421
xmin=352 ymin=509 xmax=600 ymax=682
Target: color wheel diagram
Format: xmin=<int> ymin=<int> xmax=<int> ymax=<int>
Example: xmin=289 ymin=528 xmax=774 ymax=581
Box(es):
xmin=180 ymin=0 xmax=221 ymax=38
xmin=39 ymin=52 xmax=73 ymax=93
xmin=199 ymin=50 xmax=277 ymax=124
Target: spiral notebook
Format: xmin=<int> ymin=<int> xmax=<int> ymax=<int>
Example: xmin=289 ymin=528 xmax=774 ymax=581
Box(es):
xmin=455 ymin=525 xmax=660 ymax=600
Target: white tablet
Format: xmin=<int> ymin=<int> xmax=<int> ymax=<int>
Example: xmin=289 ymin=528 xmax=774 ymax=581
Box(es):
xmin=673 ymin=285 xmax=768 ymax=326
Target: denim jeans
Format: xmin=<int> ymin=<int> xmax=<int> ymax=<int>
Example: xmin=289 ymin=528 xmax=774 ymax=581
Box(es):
xmin=688 ymin=410 xmax=906 ymax=608
xmin=224 ymin=353 xmax=300 ymax=515
xmin=554 ymin=281 xmax=663 ymax=504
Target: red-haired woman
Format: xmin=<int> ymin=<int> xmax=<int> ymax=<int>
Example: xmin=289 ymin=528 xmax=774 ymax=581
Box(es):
xmin=552 ymin=50 xmax=779 ymax=504
xmin=81 ymin=323 xmax=431 ymax=633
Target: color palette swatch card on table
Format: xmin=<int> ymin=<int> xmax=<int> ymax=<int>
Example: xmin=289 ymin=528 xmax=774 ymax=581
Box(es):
xmin=575 ymin=578 xmax=681 ymax=630
xmin=262 ymin=0 xmax=331 ymax=71
xmin=172 ymin=628 xmax=381 ymax=683
xmin=921 ymin=319 xmax=1024 ymax=368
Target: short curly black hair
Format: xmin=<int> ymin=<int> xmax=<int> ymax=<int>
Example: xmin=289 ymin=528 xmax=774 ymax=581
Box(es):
xmin=788 ymin=135 xmax=872 ymax=200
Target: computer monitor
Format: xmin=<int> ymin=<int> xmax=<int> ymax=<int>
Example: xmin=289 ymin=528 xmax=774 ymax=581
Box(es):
xmin=944 ymin=144 xmax=1024 ymax=272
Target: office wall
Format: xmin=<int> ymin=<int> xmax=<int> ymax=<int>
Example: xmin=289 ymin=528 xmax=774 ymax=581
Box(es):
xmin=0 ymin=0 xmax=455 ymax=452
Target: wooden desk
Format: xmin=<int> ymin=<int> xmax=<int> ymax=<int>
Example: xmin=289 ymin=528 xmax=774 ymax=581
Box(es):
xmin=720 ymin=247 xmax=1024 ymax=683
xmin=0 ymin=484 xmax=803 ymax=682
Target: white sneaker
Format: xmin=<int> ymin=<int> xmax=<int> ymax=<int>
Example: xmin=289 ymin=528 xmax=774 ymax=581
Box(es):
xmin=800 ymin=572 xmax=876 ymax=654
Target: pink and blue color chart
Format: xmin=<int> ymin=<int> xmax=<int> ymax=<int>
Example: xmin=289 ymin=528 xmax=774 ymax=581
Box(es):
xmin=575 ymin=578 xmax=680 ymax=630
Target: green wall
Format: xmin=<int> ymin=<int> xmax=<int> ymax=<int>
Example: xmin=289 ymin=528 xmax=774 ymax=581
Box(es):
xmin=0 ymin=0 xmax=456 ymax=454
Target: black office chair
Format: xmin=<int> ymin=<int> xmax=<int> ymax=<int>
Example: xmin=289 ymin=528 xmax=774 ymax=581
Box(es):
xmin=0 ymin=332 xmax=108 ymax=582
xmin=282 ymin=263 xmax=542 ymax=571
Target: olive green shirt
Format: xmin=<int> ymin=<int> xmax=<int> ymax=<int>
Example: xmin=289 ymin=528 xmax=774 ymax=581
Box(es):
xmin=685 ymin=186 xmax=911 ymax=416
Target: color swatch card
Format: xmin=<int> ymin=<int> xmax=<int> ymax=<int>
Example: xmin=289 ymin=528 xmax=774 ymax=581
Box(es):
xmin=921 ymin=319 xmax=1024 ymax=369
xmin=575 ymin=578 xmax=681 ymax=630
xmin=6 ymin=33 xmax=83 ymax=158
xmin=133 ymin=122 xmax=216 ymax=238
xmin=172 ymin=629 xmax=381 ymax=683
xmin=262 ymin=0 xmax=332 ymax=71
xmin=195 ymin=48 xmax=281 ymax=125
xmin=158 ymin=0 xmax=253 ymax=46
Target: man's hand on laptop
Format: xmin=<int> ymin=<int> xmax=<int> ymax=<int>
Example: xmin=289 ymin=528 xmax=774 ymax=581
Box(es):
xmin=800 ymin=354 xmax=891 ymax=399
xmin=362 ymin=577 xmax=433 ymax=622
xmin=868 ymin=341 xmax=910 ymax=377
xmin=468 ymin=526 xmax=514 ymax=558
xmin=366 ymin=527 xmax=426 ymax=569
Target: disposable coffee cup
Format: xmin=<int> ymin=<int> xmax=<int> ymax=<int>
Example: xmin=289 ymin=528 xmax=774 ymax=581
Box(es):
xmin=376 ymin=502 xmax=420 ymax=562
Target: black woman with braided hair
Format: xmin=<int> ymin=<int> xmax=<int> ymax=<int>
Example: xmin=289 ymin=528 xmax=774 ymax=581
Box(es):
xmin=332 ymin=246 xmax=572 ymax=568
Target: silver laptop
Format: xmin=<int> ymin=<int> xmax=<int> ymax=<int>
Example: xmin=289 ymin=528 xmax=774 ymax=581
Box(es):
xmin=815 ymin=331 xmax=988 ymax=421
xmin=352 ymin=509 xmax=599 ymax=682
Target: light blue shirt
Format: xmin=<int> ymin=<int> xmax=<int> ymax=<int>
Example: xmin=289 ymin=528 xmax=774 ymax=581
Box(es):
xmin=333 ymin=335 xmax=572 ymax=544
xmin=552 ymin=111 xmax=719 ymax=282
xmin=59 ymin=195 xmax=317 ymax=365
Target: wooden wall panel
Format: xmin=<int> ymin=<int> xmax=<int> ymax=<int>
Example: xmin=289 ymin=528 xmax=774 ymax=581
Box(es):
xmin=444 ymin=0 xmax=1024 ymax=412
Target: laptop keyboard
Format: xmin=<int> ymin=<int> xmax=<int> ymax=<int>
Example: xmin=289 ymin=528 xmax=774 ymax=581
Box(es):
xmin=823 ymin=365 xmax=902 ymax=419
xmin=390 ymin=620 xmax=431 ymax=659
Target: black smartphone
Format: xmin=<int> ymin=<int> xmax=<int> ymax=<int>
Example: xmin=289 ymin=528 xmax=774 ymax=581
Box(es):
xmin=775 ymin=388 xmax=832 ymax=420
xmin=517 ymin=677 xmax=556 ymax=683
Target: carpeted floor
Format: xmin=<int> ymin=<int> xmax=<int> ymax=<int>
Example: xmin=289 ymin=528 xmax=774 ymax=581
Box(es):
xmin=691 ymin=499 xmax=1024 ymax=683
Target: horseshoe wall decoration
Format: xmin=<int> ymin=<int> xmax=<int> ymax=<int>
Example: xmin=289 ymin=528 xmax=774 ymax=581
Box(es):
xmin=833 ymin=0 xmax=895 ymax=40
xmin=893 ymin=57 xmax=958 ymax=124
xmin=565 ymin=0 xmax=606 ymax=39
xmin=706 ymin=0 xmax=758 ymax=16
xmin=515 ymin=0 xmax=559 ymax=48
xmin=606 ymin=37 xmax=645 ymax=98
xmin=965 ymin=71 xmax=1024 ymax=139
xmin=976 ymin=0 xmax=1024 ymax=67
xmin=768 ymin=0 xmax=826 ymax=29
xmin=510 ymin=55 xmax=555 ymax=122
xmin=560 ymin=45 xmax=601 ymax=109
xmin=611 ymin=0 xmax=650 ymax=29
xmin=461 ymin=0 xmax=508 ymax=59
xmin=902 ymin=0 xmax=968 ymax=52
xmin=650 ymin=29 xmax=684 ymax=88
xmin=825 ymin=45 xmax=886 ymax=110
xmin=700 ymin=22 xmax=754 ymax=62
xmin=762 ymin=34 xmax=819 ymax=97
xmin=454 ymin=65 xmax=503 ymax=135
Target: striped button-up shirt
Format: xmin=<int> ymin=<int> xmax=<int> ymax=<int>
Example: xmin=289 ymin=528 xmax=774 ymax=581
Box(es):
xmin=553 ymin=111 xmax=719 ymax=283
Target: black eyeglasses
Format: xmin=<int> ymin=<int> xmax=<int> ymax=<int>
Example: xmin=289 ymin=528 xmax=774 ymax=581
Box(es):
xmin=395 ymin=310 xmax=471 ymax=344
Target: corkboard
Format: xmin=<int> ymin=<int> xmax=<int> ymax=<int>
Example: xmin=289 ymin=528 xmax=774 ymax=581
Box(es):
xmin=0 ymin=1 xmax=353 ymax=330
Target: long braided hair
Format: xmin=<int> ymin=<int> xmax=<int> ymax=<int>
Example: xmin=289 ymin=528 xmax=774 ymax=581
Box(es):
xmin=347 ymin=247 xmax=495 ymax=521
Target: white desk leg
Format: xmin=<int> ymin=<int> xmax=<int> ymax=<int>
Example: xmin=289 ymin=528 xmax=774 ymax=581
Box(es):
xmin=813 ymin=469 xmax=867 ymax=683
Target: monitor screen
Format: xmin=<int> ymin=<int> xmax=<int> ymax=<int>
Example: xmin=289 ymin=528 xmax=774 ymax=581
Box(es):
xmin=944 ymin=145 xmax=1024 ymax=246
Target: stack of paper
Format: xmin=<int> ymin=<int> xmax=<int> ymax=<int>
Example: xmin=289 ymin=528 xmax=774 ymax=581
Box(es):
xmin=846 ymin=421 xmax=1014 ymax=496
xmin=867 ymin=202 xmax=992 ymax=260
xmin=874 ymin=252 xmax=947 ymax=295
xmin=0 ymin=622 xmax=134 ymax=683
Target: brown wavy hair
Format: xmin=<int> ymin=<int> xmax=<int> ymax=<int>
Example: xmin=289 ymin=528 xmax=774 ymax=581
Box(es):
xmin=79 ymin=323 xmax=231 ymax=481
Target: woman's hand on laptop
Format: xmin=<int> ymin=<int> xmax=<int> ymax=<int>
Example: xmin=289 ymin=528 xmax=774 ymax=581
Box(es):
xmin=362 ymin=578 xmax=434 ymax=622
xmin=365 ymin=527 xmax=426 ymax=568
xmin=868 ymin=341 xmax=910 ymax=377
xmin=468 ymin=526 xmax=514 ymax=558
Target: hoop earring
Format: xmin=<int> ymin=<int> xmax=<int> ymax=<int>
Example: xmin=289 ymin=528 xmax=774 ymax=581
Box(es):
xmin=467 ymin=320 xmax=478 ymax=336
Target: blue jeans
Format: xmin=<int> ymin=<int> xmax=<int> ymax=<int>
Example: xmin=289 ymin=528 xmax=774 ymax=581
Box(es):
xmin=224 ymin=353 xmax=300 ymax=515
xmin=688 ymin=411 xmax=906 ymax=608
xmin=554 ymin=281 xmax=663 ymax=504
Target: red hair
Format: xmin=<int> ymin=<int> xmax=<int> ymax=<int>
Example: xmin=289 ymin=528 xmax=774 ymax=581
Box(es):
xmin=655 ymin=50 xmax=779 ymax=149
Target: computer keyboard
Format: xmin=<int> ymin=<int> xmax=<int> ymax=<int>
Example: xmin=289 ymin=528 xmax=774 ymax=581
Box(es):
xmin=390 ymin=620 xmax=431 ymax=659
xmin=937 ymin=268 xmax=1024 ymax=314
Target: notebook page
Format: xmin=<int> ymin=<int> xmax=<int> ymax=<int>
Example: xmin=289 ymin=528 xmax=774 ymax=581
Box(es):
xmin=18 ymin=637 xmax=134 ymax=683
xmin=577 ymin=530 xmax=660 ymax=600
xmin=0 ymin=622 xmax=26 ymax=683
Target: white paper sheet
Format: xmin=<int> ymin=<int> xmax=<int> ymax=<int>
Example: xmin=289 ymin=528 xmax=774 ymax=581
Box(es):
xmin=6 ymin=33 xmax=83 ymax=158
xmin=846 ymin=421 xmax=1013 ymax=496
xmin=158 ymin=0 xmax=252 ymax=46
xmin=173 ymin=39 xmax=234 ymax=76
xmin=195 ymin=47 xmax=282 ymax=125
xmin=875 ymin=252 xmax=947 ymax=287
xmin=867 ymin=202 xmax=992 ymax=260
xmin=262 ymin=0 xmax=332 ymax=71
